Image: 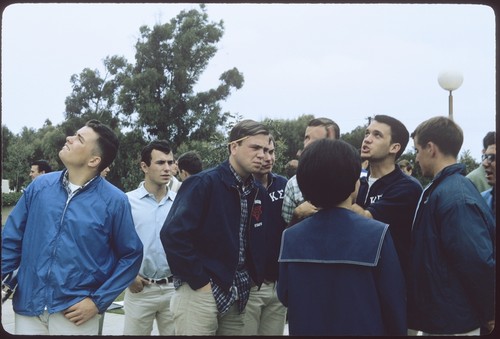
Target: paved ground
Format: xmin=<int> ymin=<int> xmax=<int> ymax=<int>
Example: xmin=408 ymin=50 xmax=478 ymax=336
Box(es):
xmin=1 ymin=298 xmax=289 ymax=336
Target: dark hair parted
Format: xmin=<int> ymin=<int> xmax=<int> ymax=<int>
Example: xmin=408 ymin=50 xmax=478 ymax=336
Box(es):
xmin=411 ymin=116 xmax=463 ymax=158
xmin=372 ymin=115 xmax=409 ymax=160
xmin=483 ymin=131 xmax=496 ymax=149
xmin=228 ymin=119 xmax=270 ymax=153
xmin=297 ymin=139 xmax=361 ymax=209
xmin=177 ymin=151 xmax=203 ymax=175
xmin=31 ymin=159 xmax=52 ymax=173
xmin=85 ymin=120 xmax=119 ymax=172
xmin=141 ymin=140 xmax=172 ymax=166
xmin=308 ymin=117 xmax=340 ymax=139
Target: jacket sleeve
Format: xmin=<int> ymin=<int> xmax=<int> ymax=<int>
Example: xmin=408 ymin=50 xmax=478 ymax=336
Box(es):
xmin=89 ymin=196 xmax=143 ymax=313
xmin=160 ymin=176 xmax=211 ymax=290
xmin=439 ymin=198 xmax=495 ymax=325
xmin=1 ymin=191 xmax=29 ymax=280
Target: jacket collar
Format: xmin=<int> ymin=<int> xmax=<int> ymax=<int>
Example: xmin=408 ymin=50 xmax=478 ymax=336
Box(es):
xmin=431 ymin=163 xmax=466 ymax=185
xmin=219 ymin=160 xmax=256 ymax=190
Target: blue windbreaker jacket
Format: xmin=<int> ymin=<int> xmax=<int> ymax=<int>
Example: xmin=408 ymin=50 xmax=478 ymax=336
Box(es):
xmin=1 ymin=170 xmax=143 ymax=315
xmin=408 ymin=164 xmax=495 ymax=334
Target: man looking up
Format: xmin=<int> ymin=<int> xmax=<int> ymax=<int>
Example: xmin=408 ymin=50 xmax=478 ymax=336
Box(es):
xmin=2 ymin=120 xmax=143 ymax=335
xmin=351 ymin=115 xmax=422 ymax=281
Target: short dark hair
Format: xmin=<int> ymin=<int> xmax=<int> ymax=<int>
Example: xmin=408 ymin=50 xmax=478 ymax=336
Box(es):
xmin=228 ymin=119 xmax=270 ymax=153
xmin=141 ymin=140 xmax=172 ymax=166
xmin=85 ymin=120 xmax=119 ymax=172
xmin=372 ymin=115 xmax=409 ymax=160
xmin=411 ymin=116 xmax=463 ymax=158
xmin=483 ymin=131 xmax=496 ymax=149
xmin=297 ymin=139 xmax=361 ymax=209
xmin=31 ymin=159 xmax=52 ymax=173
xmin=308 ymin=117 xmax=340 ymax=139
xmin=177 ymin=151 xmax=203 ymax=175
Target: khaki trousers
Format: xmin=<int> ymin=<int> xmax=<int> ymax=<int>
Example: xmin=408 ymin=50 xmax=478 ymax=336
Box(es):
xmin=123 ymin=282 xmax=175 ymax=335
xmin=242 ymin=282 xmax=287 ymax=335
xmin=170 ymin=283 xmax=245 ymax=335
xmin=15 ymin=310 xmax=100 ymax=335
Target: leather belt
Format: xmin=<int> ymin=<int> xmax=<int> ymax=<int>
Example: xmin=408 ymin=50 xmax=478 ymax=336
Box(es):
xmin=143 ymin=276 xmax=173 ymax=284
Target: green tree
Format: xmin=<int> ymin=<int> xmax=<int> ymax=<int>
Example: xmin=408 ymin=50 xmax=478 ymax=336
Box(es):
xmin=459 ymin=149 xmax=479 ymax=175
xmin=64 ymin=55 xmax=130 ymax=132
xmin=341 ymin=124 xmax=367 ymax=150
xmin=118 ymin=4 xmax=244 ymax=149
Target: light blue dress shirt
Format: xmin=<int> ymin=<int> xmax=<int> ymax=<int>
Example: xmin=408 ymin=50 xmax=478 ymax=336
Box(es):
xmin=126 ymin=181 xmax=176 ymax=280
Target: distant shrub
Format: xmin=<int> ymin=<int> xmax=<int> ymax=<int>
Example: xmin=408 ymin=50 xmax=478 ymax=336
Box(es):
xmin=2 ymin=192 xmax=23 ymax=207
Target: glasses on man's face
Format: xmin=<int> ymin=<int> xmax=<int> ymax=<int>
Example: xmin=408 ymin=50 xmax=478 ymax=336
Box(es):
xmin=481 ymin=153 xmax=496 ymax=163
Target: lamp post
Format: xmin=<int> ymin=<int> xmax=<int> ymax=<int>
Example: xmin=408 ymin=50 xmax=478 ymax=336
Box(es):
xmin=438 ymin=71 xmax=463 ymax=121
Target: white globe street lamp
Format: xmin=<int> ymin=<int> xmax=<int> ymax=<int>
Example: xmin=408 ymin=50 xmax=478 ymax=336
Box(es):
xmin=438 ymin=71 xmax=463 ymax=121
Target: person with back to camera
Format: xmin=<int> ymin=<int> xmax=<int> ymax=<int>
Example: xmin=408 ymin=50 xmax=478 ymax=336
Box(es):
xmin=1 ymin=119 xmax=143 ymax=335
xmin=176 ymin=150 xmax=203 ymax=181
xmin=408 ymin=116 xmax=495 ymax=335
xmin=277 ymin=138 xmax=406 ymax=336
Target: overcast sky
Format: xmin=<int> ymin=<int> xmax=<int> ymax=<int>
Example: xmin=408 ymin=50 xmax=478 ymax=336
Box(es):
xmin=1 ymin=3 xmax=496 ymax=161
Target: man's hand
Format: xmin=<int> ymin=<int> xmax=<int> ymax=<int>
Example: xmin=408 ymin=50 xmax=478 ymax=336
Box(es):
xmin=288 ymin=201 xmax=318 ymax=227
xmin=63 ymin=297 xmax=99 ymax=326
xmin=128 ymin=275 xmax=149 ymax=293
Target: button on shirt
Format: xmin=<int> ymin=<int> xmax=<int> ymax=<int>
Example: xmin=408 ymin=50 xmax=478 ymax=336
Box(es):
xmin=126 ymin=182 xmax=176 ymax=280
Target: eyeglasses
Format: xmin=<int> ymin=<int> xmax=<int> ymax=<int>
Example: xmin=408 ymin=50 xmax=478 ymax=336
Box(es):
xmin=481 ymin=153 xmax=496 ymax=163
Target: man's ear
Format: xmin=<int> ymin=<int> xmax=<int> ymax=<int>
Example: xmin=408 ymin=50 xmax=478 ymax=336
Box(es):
xmin=229 ymin=142 xmax=238 ymax=156
xmin=427 ymin=142 xmax=438 ymax=157
xmin=88 ymin=156 xmax=101 ymax=170
xmin=390 ymin=143 xmax=401 ymax=156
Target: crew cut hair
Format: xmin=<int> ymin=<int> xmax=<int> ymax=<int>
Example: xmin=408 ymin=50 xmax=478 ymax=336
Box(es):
xmin=85 ymin=120 xmax=119 ymax=172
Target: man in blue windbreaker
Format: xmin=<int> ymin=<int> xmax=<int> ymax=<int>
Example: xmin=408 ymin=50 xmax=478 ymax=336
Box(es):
xmin=1 ymin=120 xmax=143 ymax=335
xmin=409 ymin=117 xmax=495 ymax=335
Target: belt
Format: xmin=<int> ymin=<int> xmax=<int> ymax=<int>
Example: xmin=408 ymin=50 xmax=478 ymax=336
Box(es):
xmin=143 ymin=276 xmax=173 ymax=284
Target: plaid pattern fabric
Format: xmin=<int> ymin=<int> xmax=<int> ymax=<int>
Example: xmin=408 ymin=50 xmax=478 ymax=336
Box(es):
xmin=210 ymin=165 xmax=253 ymax=315
xmin=281 ymin=175 xmax=305 ymax=224
xmin=62 ymin=170 xmax=98 ymax=199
